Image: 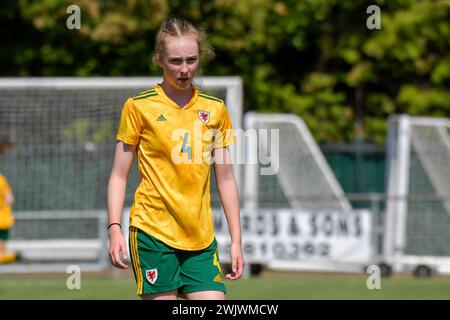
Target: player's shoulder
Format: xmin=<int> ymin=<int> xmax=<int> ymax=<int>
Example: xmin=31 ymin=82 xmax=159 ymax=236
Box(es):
xmin=197 ymin=90 xmax=224 ymax=106
xmin=130 ymin=87 xmax=158 ymax=102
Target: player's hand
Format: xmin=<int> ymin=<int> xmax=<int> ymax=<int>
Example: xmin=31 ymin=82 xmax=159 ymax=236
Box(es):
xmin=225 ymin=241 xmax=244 ymax=280
xmin=108 ymin=227 xmax=129 ymax=269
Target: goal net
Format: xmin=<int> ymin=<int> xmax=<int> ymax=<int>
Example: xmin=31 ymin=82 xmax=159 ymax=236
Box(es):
xmin=226 ymin=113 xmax=372 ymax=273
xmin=243 ymin=112 xmax=351 ymax=212
xmin=384 ymin=115 xmax=450 ymax=274
xmin=0 ymin=77 xmax=243 ymax=273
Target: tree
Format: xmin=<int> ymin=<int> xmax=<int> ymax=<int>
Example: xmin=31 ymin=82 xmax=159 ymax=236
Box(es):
xmin=1 ymin=0 xmax=448 ymax=144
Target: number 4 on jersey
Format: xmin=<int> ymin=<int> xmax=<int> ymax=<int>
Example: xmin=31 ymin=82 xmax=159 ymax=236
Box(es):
xmin=181 ymin=132 xmax=192 ymax=160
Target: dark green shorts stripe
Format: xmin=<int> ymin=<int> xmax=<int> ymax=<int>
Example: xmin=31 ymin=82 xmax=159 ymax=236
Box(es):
xmin=129 ymin=226 xmax=144 ymax=295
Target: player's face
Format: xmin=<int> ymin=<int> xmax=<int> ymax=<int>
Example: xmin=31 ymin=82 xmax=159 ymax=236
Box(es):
xmin=160 ymin=35 xmax=199 ymax=91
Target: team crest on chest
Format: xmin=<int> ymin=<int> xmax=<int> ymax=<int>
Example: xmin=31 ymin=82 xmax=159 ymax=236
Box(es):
xmin=145 ymin=269 xmax=158 ymax=284
xmin=198 ymin=110 xmax=210 ymax=124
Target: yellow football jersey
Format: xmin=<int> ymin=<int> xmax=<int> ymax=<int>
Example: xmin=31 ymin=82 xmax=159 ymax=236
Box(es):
xmin=116 ymin=84 xmax=235 ymax=250
xmin=0 ymin=174 xmax=14 ymax=230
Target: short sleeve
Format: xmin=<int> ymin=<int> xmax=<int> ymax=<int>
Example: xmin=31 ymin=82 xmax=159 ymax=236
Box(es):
xmin=213 ymin=102 xmax=236 ymax=149
xmin=116 ymin=98 xmax=143 ymax=145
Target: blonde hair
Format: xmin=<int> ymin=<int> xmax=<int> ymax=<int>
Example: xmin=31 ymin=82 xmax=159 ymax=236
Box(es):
xmin=153 ymin=16 xmax=214 ymax=65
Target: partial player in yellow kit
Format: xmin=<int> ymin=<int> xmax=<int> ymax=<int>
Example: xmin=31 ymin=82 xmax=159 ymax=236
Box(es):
xmin=0 ymin=173 xmax=16 ymax=264
xmin=107 ymin=16 xmax=244 ymax=300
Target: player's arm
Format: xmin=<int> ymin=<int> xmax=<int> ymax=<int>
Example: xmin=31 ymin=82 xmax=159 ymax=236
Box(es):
xmin=107 ymin=141 xmax=136 ymax=269
xmin=213 ymin=147 xmax=244 ymax=280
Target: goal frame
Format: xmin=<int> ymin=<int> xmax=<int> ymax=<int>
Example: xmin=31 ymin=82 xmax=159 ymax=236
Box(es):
xmin=383 ymin=114 xmax=450 ymax=275
xmin=243 ymin=112 xmax=352 ymax=212
xmin=0 ymin=77 xmax=243 ymax=273
xmin=0 ymin=76 xmax=244 ymax=190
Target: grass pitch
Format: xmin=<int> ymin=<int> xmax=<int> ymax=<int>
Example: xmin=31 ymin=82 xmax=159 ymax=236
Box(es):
xmin=1 ymin=270 xmax=450 ymax=300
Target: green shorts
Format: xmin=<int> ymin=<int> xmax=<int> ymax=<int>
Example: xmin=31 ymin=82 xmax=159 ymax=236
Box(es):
xmin=0 ymin=229 xmax=10 ymax=241
xmin=129 ymin=226 xmax=226 ymax=296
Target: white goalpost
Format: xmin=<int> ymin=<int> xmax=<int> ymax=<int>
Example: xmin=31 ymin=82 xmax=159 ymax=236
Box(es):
xmin=383 ymin=115 xmax=450 ymax=276
xmin=0 ymin=77 xmax=243 ymax=273
xmin=243 ymin=112 xmax=352 ymax=212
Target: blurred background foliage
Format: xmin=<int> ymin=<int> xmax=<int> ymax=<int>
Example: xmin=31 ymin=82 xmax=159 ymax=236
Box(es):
xmin=0 ymin=0 xmax=449 ymax=144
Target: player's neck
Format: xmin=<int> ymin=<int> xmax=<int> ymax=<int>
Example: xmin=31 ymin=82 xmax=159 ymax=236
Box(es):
xmin=160 ymin=81 xmax=194 ymax=109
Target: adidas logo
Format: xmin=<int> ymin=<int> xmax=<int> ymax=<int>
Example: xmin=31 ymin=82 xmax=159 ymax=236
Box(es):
xmin=156 ymin=114 xmax=167 ymax=121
